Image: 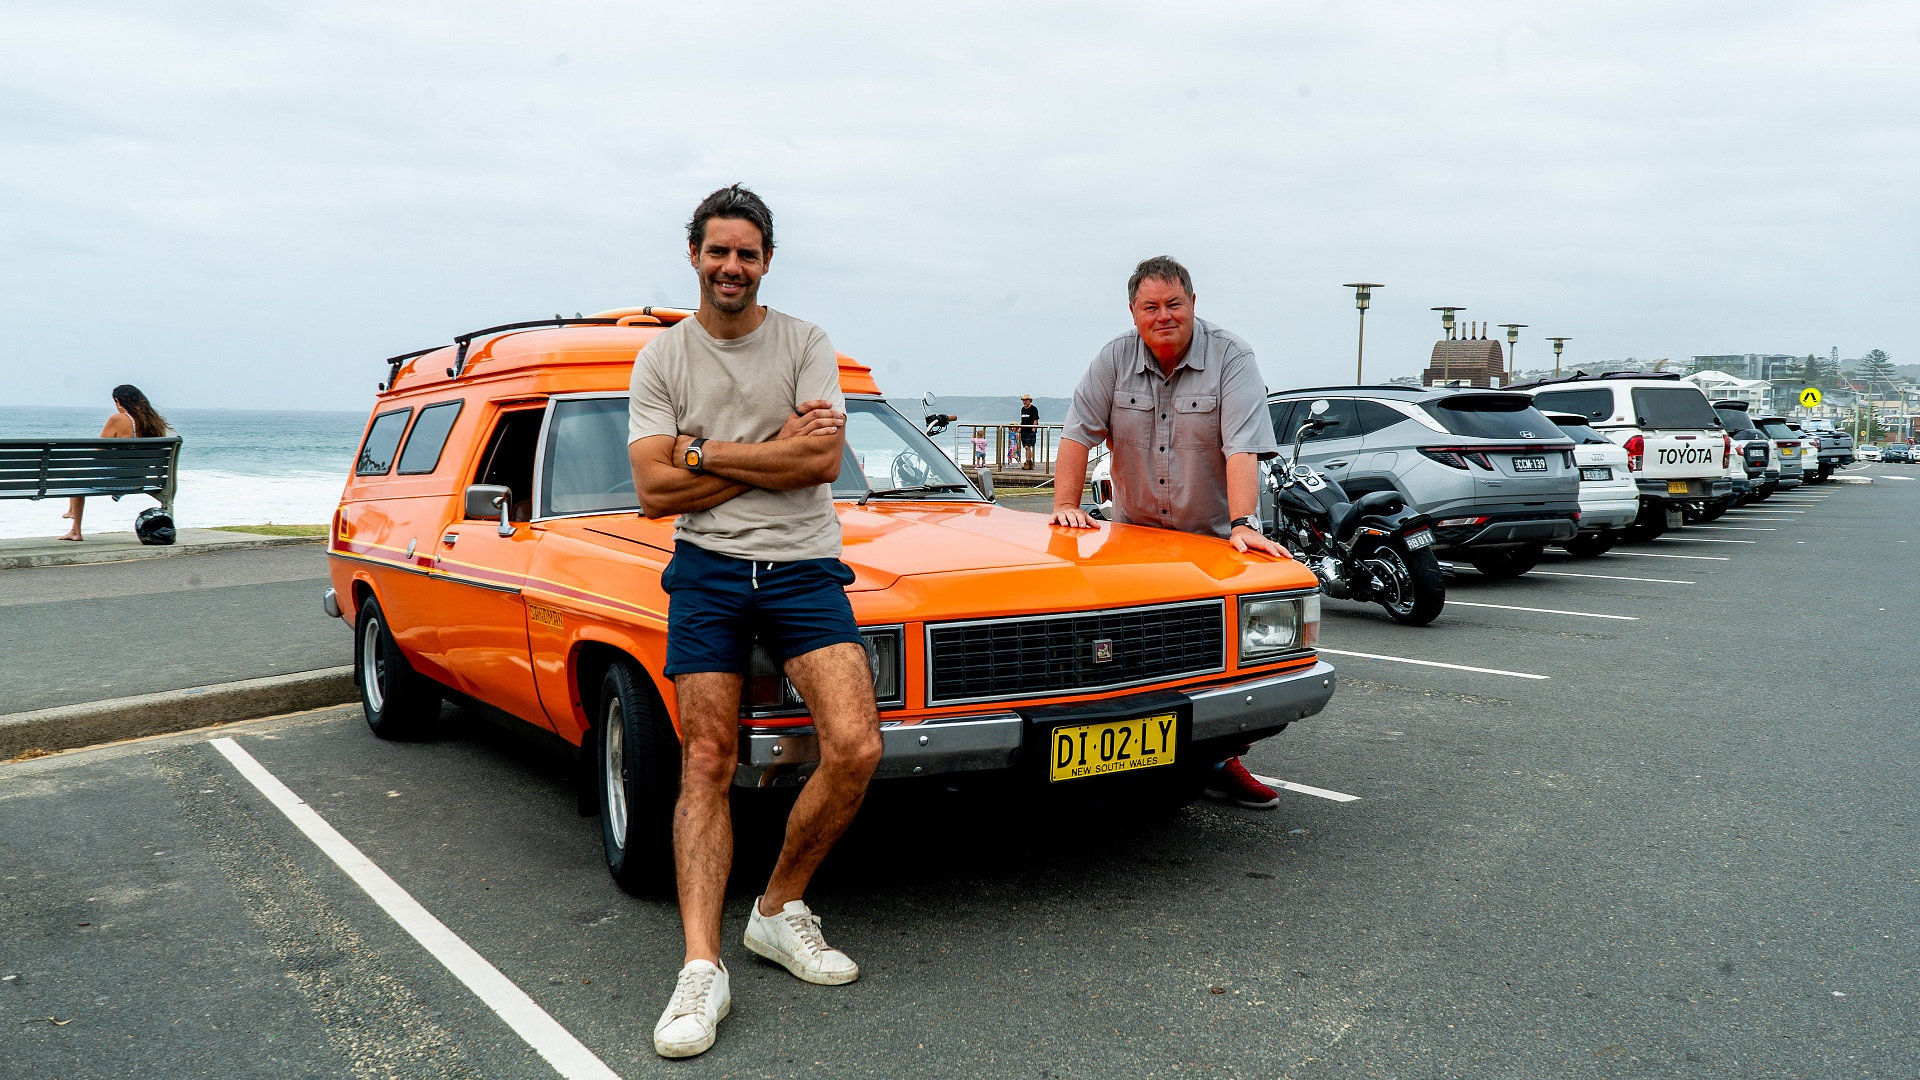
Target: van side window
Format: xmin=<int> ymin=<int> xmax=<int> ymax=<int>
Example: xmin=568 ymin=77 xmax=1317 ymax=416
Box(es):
xmin=396 ymin=400 xmax=464 ymax=475
xmin=541 ymin=398 xmax=638 ymax=517
xmin=355 ymin=408 xmax=413 ymax=476
xmin=474 ymin=407 xmax=547 ymax=521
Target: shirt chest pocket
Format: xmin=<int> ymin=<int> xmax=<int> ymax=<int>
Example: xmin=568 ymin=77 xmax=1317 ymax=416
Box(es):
xmin=1172 ymin=393 xmax=1220 ymax=449
xmin=1111 ymin=383 xmax=1156 ymax=447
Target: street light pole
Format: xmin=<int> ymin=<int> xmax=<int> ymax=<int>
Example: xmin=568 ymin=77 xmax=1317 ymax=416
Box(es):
xmin=1499 ymin=323 xmax=1526 ymax=385
xmin=1548 ymin=337 xmax=1571 ymax=378
xmin=1431 ymin=307 xmax=1464 ymax=386
xmin=1343 ymin=283 xmax=1383 ymax=383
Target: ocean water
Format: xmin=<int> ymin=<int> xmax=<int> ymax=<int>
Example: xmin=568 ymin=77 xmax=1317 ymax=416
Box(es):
xmin=0 ymin=407 xmax=362 ymax=539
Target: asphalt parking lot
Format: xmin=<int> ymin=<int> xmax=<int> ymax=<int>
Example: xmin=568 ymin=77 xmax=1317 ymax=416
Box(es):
xmin=4 ymin=465 xmax=1916 ymax=1078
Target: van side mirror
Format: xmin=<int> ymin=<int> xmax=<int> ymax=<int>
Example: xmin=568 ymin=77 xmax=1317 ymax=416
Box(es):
xmin=465 ymin=483 xmax=515 ymax=536
xmin=974 ymin=467 xmax=995 ymax=500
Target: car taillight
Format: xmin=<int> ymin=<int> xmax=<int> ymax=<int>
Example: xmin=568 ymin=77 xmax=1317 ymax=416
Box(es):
xmin=1420 ymin=448 xmax=1470 ymax=470
xmin=1722 ymin=434 xmax=1733 ymax=468
xmin=1624 ymin=435 xmax=1644 ymax=472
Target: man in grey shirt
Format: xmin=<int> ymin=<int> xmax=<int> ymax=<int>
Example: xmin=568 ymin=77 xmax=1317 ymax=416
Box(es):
xmin=1050 ymin=255 xmax=1290 ymax=808
xmin=628 ymin=185 xmax=881 ymax=1059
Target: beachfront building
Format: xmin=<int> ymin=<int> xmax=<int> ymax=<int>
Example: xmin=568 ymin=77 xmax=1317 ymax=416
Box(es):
xmin=1682 ymin=370 xmax=1770 ymax=411
xmin=1690 ymin=354 xmax=1804 ymax=382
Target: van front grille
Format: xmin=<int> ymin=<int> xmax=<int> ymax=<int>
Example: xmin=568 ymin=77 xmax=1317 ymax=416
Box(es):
xmin=925 ymin=601 xmax=1225 ymax=705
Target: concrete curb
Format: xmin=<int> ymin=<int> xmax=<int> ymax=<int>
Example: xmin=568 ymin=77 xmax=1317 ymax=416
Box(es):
xmin=0 ymin=667 xmax=356 ymax=760
xmin=0 ymin=532 xmax=323 ymax=572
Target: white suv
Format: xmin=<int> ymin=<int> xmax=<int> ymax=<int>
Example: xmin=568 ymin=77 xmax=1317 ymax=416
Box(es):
xmin=1517 ymin=373 xmax=1734 ymax=541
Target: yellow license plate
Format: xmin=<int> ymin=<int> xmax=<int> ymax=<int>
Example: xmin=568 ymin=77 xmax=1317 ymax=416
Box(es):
xmin=1050 ymin=713 xmax=1177 ymax=782
xmin=1667 ymin=480 xmax=1690 ymax=494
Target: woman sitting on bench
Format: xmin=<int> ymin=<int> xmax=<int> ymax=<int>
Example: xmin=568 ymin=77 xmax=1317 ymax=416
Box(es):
xmin=61 ymin=384 xmax=172 ymax=542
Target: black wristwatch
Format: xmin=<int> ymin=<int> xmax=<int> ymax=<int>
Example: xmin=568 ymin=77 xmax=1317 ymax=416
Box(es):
xmin=1230 ymin=515 xmax=1261 ymax=533
xmin=682 ymin=437 xmax=708 ymax=474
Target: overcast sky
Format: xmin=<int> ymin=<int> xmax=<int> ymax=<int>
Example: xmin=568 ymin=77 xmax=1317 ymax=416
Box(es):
xmin=4 ymin=1 xmax=1917 ymax=412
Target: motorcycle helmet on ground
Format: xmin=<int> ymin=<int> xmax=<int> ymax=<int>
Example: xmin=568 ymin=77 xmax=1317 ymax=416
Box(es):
xmin=134 ymin=507 xmax=176 ymax=546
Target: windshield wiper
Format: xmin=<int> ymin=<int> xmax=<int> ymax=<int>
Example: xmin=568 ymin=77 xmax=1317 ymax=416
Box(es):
xmin=857 ymin=482 xmax=971 ymax=505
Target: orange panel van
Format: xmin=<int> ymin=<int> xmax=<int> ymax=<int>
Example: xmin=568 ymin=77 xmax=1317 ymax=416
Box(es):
xmin=324 ymin=308 xmax=1336 ymax=890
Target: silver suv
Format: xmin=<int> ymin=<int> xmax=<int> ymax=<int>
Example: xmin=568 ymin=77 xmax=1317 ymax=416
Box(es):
xmin=1262 ymin=386 xmax=1580 ymax=578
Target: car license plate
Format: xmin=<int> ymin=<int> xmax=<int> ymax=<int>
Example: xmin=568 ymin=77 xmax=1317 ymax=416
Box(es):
xmin=1512 ymin=456 xmax=1548 ymax=473
xmin=1405 ymin=528 xmax=1434 ymax=550
xmin=1579 ymin=466 xmax=1610 ymax=481
xmin=1050 ymin=713 xmax=1177 ymax=782
xmin=1667 ymin=480 xmax=1690 ymax=494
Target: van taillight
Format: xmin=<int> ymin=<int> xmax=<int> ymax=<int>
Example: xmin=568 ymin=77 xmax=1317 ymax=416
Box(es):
xmin=1624 ymin=435 xmax=1644 ymax=472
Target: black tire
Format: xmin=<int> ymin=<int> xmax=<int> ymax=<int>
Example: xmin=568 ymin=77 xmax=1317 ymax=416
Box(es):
xmin=597 ymin=659 xmax=679 ymax=896
xmin=1368 ymin=540 xmax=1446 ymax=625
xmin=1621 ymin=503 xmax=1666 ymax=543
xmin=1468 ymin=543 xmax=1543 ymax=580
xmin=1564 ymin=531 xmax=1616 ymax=558
xmin=1751 ymin=486 xmax=1772 ymax=502
xmin=354 ymin=596 xmax=440 ymax=739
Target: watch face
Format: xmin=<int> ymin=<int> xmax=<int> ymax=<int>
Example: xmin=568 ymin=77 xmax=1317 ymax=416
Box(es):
xmin=684 ymin=448 xmax=700 ymax=468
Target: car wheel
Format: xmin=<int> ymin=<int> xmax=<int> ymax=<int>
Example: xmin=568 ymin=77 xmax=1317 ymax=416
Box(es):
xmin=598 ymin=658 xmax=679 ymax=896
xmin=354 ymin=596 xmax=440 ymax=739
xmin=1368 ymin=540 xmax=1445 ymax=625
xmin=1468 ymin=544 xmax=1543 ymax=580
xmin=1564 ymin=531 xmax=1616 ymax=558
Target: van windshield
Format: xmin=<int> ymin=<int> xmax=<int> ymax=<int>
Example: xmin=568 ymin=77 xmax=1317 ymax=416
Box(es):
xmin=833 ymin=400 xmax=978 ymax=499
xmin=1631 ymin=387 xmax=1719 ymax=429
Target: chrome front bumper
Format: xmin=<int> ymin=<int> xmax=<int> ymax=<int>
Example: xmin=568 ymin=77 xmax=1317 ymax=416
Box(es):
xmin=733 ymin=659 xmax=1338 ymax=788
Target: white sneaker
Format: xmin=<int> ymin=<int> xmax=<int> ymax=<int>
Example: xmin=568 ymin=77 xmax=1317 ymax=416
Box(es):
xmin=743 ymin=897 xmax=860 ymax=985
xmin=653 ymin=959 xmax=730 ymax=1058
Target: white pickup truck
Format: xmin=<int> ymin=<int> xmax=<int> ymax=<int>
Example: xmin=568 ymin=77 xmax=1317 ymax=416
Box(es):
xmin=1519 ymin=373 xmax=1734 ymax=541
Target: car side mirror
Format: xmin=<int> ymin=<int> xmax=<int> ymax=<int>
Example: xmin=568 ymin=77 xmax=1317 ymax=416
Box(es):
xmin=465 ymin=483 xmax=515 ymax=536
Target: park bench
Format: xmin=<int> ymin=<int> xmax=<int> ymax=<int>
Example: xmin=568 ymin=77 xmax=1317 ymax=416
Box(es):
xmin=0 ymin=436 xmax=181 ymax=513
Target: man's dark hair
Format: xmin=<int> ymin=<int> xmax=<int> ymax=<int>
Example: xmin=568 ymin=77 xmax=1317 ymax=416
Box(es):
xmin=687 ymin=183 xmax=775 ymax=255
xmin=1127 ymin=256 xmax=1193 ymax=303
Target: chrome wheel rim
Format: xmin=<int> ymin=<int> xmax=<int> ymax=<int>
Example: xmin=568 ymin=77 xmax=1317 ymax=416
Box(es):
xmin=1371 ymin=550 xmax=1415 ymax=615
xmin=603 ymin=698 xmax=628 ymax=851
xmin=361 ymin=616 xmax=387 ymax=713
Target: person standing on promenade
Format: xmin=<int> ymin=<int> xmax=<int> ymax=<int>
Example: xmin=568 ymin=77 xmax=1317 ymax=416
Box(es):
xmin=1048 ymin=256 xmax=1291 ymax=809
xmin=1016 ymin=393 xmax=1040 ymax=469
xmin=60 ymin=384 xmax=171 ymax=542
xmin=627 ymin=184 xmax=881 ymax=1059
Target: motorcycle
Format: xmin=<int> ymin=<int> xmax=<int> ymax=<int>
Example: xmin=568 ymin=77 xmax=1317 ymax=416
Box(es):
xmin=1264 ymin=399 xmax=1446 ymax=626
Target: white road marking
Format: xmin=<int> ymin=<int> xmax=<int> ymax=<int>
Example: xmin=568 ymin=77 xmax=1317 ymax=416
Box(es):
xmin=1445 ymin=600 xmax=1638 ymax=621
xmin=1531 ymin=570 xmax=1696 ymax=584
xmin=1606 ymin=550 xmax=1730 ymax=561
xmin=1249 ymin=773 xmax=1361 ymax=803
xmin=1686 ymin=525 xmax=1775 ymax=531
xmin=1881 ymin=475 xmax=1916 ymax=481
xmin=1722 ymin=509 xmax=1805 ymax=514
xmin=1316 ymin=647 xmax=1549 ymax=680
xmin=210 ymin=738 xmax=621 ymax=1080
xmin=1654 ymin=536 xmax=1756 ymax=544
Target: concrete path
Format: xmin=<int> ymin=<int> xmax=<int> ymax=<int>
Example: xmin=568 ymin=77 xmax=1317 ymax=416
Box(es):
xmin=0 ymin=527 xmax=321 ymax=570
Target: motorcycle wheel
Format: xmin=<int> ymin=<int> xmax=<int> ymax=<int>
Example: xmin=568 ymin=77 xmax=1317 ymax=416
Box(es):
xmin=1367 ymin=540 xmax=1445 ymax=626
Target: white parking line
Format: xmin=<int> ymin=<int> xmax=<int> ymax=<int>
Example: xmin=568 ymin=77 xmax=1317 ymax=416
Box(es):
xmin=1531 ymin=570 xmax=1696 ymax=584
xmin=210 ymin=738 xmax=620 ymax=1080
xmin=1687 ymin=525 xmax=1776 ymax=531
xmin=1445 ymin=600 xmax=1638 ymax=621
xmin=1654 ymin=536 xmax=1756 ymax=544
xmin=1606 ymin=550 xmax=1731 ymax=561
xmin=1722 ymin=509 xmax=1805 ymax=514
xmin=1248 ymin=773 xmax=1361 ymax=803
xmin=1317 ymin=647 xmax=1549 ymax=680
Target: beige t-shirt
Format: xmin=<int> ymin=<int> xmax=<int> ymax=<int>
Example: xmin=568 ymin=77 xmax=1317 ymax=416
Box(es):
xmin=627 ymin=309 xmax=845 ymax=561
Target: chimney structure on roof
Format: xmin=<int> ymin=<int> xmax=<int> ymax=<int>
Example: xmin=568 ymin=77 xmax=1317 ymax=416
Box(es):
xmin=1421 ymin=309 xmax=1508 ymax=388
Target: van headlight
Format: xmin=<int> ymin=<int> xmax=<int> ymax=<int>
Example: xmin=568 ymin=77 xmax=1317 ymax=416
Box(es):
xmin=1237 ymin=593 xmax=1319 ymax=664
xmin=744 ymin=626 xmax=905 ymax=717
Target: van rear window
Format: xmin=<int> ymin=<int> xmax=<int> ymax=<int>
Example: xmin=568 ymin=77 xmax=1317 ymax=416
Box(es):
xmin=1631 ymin=387 xmax=1719 ymax=430
xmin=1419 ymin=395 xmax=1563 ymax=440
xmin=396 ymin=400 xmax=463 ymax=474
xmin=1529 ymin=388 xmax=1612 ymax=421
xmin=355 ymin=408 xmax=412 ymax=476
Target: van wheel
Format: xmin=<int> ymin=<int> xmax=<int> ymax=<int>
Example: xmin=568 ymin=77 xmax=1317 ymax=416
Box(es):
xmin=598 ymin=659 xmax=679 ymax=896
xmin=1468 ymin=544 xmax=1542 ymax=580
xmin=1564 ymin=531 xmax=1616 ymax=558
xmin=355 ymin=597 xmax=440 ymax=739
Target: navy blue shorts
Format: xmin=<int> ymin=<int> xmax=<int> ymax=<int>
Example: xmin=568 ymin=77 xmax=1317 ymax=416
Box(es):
xmin=661 ymin=540 xmax=862 ymax=676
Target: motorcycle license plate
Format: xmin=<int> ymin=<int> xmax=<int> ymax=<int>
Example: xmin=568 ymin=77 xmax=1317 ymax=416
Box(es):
xmin=1512 ymin=456 xmax=1548 ymax=473
xmin=1579 ymin=466 xmax=1610 ymax=481
xmin=1405 ymin=529 xmax=1434 ymax=550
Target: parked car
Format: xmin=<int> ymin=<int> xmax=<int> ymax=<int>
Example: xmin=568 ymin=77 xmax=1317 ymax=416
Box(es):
xmin=1539 ymin=411 xmax=1637 ymax=556
xmin=1858 ymin=444 xmax=1884 ymax=462
xmin=325 ymin=309 xmax=1337 ymax=892
xmin=1518 ymin=372 xmax=1733 ymax=541
xmin=1885 ymin=444 xmax=1915 ymax=464
xmin=1710 ymin=400 xmax=1773 ymax=506
xmin=1262 ymin=385 xmax=1579 ymax=579
xmin=1754 ymin=416 xmax=1806 ymax=490
xmin=1795 ymin=418 xmax=1854 ymax=480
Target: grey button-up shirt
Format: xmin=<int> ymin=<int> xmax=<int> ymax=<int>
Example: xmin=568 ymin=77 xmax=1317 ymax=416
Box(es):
xmin=1062 ymin=317 xmax=1278 ymax=539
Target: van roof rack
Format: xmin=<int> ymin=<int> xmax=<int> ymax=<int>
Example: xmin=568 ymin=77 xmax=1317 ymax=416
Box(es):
xmin=379 ymin=308 xmax=694 ymax=390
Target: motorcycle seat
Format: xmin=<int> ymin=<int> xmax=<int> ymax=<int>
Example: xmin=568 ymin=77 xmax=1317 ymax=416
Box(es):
xmin=1329 ymin=490 xmax=1406 ymax=541
xmin=1326 ymin=500 xmax=1357 ymax=540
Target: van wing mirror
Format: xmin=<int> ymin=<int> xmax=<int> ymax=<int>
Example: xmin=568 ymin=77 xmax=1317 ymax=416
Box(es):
xmin=464 ymin=483 xmax=515 ymax=536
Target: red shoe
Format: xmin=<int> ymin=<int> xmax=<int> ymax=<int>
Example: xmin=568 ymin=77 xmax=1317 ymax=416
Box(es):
xmin=1205 ymin=757 xmax=1280 ymax=809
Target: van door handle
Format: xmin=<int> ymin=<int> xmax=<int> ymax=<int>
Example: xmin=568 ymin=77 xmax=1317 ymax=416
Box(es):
xmin=442 ymin=533 xmax=458 ymax=547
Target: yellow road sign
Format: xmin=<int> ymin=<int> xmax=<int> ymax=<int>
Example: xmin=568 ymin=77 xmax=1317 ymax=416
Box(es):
xmin=1799 ymin=387 xmax=1822 ymax=408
